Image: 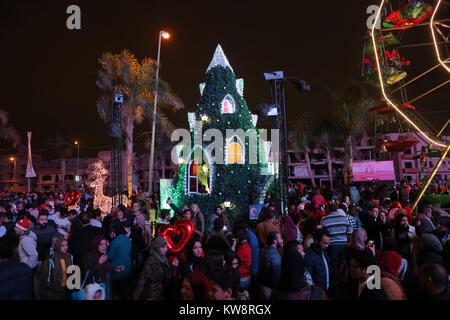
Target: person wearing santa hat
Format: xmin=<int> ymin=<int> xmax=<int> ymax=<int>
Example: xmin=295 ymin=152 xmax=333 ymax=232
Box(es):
xmin=15 ymin=217 xmax=39 ymax=271
xmin=377 ymin=250 xmax=407 ymax=300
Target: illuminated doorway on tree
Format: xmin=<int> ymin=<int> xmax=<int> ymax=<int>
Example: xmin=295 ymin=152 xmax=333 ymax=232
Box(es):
xmin=227 ymin=141 xmax=244 ymax=164
xmin=188 ymin=160 xmax=210 ymax=194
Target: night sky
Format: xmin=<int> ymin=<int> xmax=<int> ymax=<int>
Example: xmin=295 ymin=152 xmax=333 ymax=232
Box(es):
xmin=1 ymin=0 xmax=449 ymax=160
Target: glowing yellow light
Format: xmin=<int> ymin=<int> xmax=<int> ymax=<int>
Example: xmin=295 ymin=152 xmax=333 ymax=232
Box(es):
xmin=161 ymin=31 xmax=170 ymax=39
xmin=201 ymin=115 xmax=208 ymax=121
xmin=9 ymin=157 xmax=14 ymax=161
xmin=74 ymin=141 xmax=78 ymax=145
xmin=371 ymin=0 xmax=448 ymax=149
xmin=430 ymin=0 xmax=450 ymax=73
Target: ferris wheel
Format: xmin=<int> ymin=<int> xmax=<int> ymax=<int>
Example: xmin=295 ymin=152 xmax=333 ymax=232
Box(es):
xmin=362 ymin=0 xmax=450 ymax=211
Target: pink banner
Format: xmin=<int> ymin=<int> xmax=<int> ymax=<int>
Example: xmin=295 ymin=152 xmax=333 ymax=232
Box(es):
xmin=353 ymin=161 xmax=395 ymax=181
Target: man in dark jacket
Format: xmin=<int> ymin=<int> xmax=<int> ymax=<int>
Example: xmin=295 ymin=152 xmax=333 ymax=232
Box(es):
xmin=363 ymin=205 xmax=386 ymax=250
xmin=258 ymin=231 xmax=283 ymax=299
xmin=0 ymin=234 xmax=33 ymax=300
xmin=304 ymin=229 xmax=331 ymax=293
xmin=69 ymin=211 xmax=105 ymax=265
xmin=31 ymin=210 xmax=57 ymax=262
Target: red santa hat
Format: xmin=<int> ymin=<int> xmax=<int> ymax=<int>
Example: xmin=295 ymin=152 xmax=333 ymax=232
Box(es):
xmin=390 ymin=201 xmax=402 ymax=209
xmin=378 ymin=251 xmax=402 ymax=276
xmin=15 ymin=217 xmax=30 ymax=231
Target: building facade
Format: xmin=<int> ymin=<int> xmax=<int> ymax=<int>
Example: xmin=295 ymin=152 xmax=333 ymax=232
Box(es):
xmin=286 ymin=132 xmax=450 ymax=186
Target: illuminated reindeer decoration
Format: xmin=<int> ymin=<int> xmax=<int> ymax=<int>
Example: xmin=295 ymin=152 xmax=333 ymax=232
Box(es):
xmin=90 ymin=160 xmax=128 ymax=215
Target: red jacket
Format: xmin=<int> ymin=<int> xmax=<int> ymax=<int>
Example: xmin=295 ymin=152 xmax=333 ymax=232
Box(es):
xmin=236 ymin=241 xmax=252 ymax=278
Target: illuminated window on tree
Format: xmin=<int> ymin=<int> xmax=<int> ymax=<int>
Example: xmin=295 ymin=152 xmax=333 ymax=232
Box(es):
xmin=188 ymin=160 xmax=210 ymax=194
xmin=221 ymin=95 xmax=235 ymax=114
xmin=227 ymin=142 xmax=243 ymax=164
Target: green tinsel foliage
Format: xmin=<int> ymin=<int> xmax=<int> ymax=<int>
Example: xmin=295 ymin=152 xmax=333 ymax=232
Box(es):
xmin=170 ymin=65 xmax=271 ymax=228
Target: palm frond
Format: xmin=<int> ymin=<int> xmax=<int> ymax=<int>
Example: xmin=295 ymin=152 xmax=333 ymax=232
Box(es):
xmin=96 ymin=95 xmax=112 ymax=122
xmin=155 ymin=107 xmax=176 ymax=137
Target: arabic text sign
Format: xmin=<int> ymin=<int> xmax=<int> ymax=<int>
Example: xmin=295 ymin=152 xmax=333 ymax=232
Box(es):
xmin=353 ymin=161 xmax=395 ymax=181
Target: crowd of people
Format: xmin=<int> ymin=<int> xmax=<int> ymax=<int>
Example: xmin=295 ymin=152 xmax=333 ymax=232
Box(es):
xmin=0 ymin=181 xmax=449 ymax=300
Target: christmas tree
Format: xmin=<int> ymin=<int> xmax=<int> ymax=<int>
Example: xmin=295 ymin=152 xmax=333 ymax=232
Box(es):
xmin=170 ymin=45 xmax=273 ymax=223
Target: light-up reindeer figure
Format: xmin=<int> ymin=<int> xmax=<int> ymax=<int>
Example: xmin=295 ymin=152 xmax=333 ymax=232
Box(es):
xmin=90 ymin=160 xmax=128 ymax=215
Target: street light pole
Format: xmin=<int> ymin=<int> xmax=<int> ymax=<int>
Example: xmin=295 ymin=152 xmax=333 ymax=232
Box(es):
xmin=10 ymin=157 xmax=16 ymax=180
xmin=75 ymin=141 xmax=80 ymax=182
xmin=148 ymin=30 xmax=170 ymax=197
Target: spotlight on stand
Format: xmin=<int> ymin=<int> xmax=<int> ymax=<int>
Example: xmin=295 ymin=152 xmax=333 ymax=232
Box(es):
xmin=258 ymin=71 xmax=310 ymax=216
xmin=255 ymin=103 xmax=278 ymax=120
xmin=285 ymin=77 xmax=311 ymax=92
xmin=264 ymin=71 xmax=284 ymax=80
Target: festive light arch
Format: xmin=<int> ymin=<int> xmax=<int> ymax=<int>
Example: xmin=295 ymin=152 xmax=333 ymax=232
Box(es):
xmin=430 ymin=0 xmax=450 ymax=73
xmin=371 ymin=0 xmax=450 ymax=213
xmin=371 ymin=0 xmax=448 ymax=149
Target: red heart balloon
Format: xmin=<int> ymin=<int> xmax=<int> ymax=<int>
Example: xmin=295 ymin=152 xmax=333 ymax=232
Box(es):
xmin=158 ymin=218 xmax=194 ymax=254
xmin=64 ymin=191 xmax=80 ymax=206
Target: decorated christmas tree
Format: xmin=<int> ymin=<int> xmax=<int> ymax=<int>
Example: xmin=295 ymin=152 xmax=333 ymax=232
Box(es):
xmin=169 ymin=45 xmax=273 ymax=223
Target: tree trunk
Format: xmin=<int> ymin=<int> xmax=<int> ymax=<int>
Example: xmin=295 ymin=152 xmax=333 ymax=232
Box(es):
xmin=326 ymin=148 xmax=333 ymax=190
xmin=304 ymin=150 xmax=316 ymax=187
xmin=345 ymin=135 xmax=354 ymax=185
xmin=125 ymin=120 xmax=134 ymax=197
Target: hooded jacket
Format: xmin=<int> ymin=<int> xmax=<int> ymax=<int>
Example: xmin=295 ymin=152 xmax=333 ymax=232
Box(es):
xmin=18 ymin=230 xmax=38 ymax=269
xmin=34 ymin=239 xmax=74 ymax=300
xmin=132 ymin=237 xmax=172 ymax=300
xmin=84 ymin=283 xmax=105 ymax=300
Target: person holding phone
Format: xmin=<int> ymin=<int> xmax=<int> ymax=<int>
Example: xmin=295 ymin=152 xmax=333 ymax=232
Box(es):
xmin=82 ymin=236 xmax=113 ymax=299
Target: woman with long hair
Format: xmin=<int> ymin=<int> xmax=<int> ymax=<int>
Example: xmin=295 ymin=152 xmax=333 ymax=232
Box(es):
xmin=180 ymin=271 xmax=210 ymax=300
xmin=82 ymin=236 xmax=116 ymax=300
xmin=392 ymin=213 xmax=416 ymax=261
xmin=181 ymin=237 xmax=204 ymax=277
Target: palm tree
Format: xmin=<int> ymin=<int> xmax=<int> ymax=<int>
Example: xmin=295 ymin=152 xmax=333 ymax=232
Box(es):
xmin=288 ymin=112 xmax=317 ymax=187
xmin=96 ymin=50 xmax=184 ymax=196
xmin=0 ymin=110 xmax=21 ymax=148
xmin=312 ymin=119 xmax=339 ymax=190
xmin=329 ymin=81 xmax=374 ymax=185
xmin=46 ymin=135 xmax=75 ymax=192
